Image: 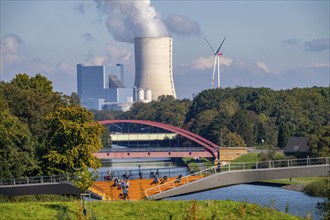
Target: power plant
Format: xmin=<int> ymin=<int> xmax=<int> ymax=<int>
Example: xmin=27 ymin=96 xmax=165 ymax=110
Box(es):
xmin=77 ymin=37 xmax=177 ymax=111
xmin=134 ymin=37 xmax=176 ymax=100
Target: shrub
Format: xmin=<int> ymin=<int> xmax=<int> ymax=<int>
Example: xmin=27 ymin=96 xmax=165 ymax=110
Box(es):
xmin=0 ymin=194 xmax=78 ymax=203
xmin=304 ymin=180 xmax=327 ymax=197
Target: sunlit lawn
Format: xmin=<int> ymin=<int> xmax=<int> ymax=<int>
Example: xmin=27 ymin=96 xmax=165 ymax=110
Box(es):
xmin=0 ymin=200 xmax=303 ymax=220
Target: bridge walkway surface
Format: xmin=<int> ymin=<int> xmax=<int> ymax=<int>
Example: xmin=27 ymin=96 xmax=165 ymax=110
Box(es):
xmin=93 ymin=175 xmax=203 ymax=201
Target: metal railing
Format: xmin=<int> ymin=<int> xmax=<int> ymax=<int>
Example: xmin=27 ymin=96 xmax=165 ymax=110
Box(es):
xmin=145 ymin=157 xmax=330 ymax=198
xmin=97 ymin=167 xmax=189 ymax=182
xmin=0 ymin=174 xmax=110 ymax=200
xmin=98 ymin=147 xmax=206 ymax=153
xmin=88 ymin=184 xmax=107 ymax=199
xmin=0 ymin=174 xmax=75 ymax=186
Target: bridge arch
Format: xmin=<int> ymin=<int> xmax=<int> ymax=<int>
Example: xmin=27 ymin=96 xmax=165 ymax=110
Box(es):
xmin=98 ymin=120 xmax=219 ymax=158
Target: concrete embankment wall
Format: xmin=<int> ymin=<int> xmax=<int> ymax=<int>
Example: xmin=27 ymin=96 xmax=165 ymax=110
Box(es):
xmin=219 ymin=147 xmax=248 ymax=162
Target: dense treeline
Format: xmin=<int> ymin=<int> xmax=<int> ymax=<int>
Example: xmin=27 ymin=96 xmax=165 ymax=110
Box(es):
xmin=95 ymin=87 xmax=329 ymax=157
xmin=0 ymin=74 xmax=102 ymax=190
xmin=1 ymin=74 xmax=328 ymax=180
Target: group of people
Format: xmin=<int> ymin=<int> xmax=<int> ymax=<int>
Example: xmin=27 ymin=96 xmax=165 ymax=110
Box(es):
xmin=104 ymin=170 xmax=130 ymax=200
xmin=119 ymin=179 xmax=129 ymax=200
xmin=104 ymin=170 xmax=113 ymax=181
xmin=104 ymin=169 xmax=183 ymax=199
xmin=150 ymin=169 xmax=172 ymax=185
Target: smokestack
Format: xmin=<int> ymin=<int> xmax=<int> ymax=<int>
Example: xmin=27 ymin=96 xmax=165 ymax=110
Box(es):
xmin=134 ymin=37 xmax=176 ymax=100
xmin=116 ymin=63 xmax=124 ymax=86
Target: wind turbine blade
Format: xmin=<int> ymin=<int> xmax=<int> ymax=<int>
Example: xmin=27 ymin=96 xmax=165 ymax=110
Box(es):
xmin=204 ymin=37 xmax=216 ymax=54
xmin=215 ymin=37 xmax=226 ymax=54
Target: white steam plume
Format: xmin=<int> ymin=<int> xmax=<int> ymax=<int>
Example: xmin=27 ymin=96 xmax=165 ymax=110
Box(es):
xmin=94 ymin=0 xmax=168 ymax=43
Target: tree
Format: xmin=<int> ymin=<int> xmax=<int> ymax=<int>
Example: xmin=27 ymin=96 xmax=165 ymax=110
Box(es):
xmin=11 ymin=73 xmax=53 ymax=93
xmin=277 ymin=122 xmax=296 ymax=148
xmin=0 ymin=103 xmax=38 ymax=178
xmin=2 ymin=74 xmax=64 ymax=143
xmin=220 ymin=128 xmax=246 ymax=147
xmin=230 ymin=110 xmax=254 ymax=146
xmin=43 ymin=106 xmax=103 ymax=191
xmin=190 ymin=109 xmax=218 ymax=136
xmin=316 ymin=167 xmax=330 ymax=219
xmin=309 ymin=125 xmax=330 ymax=157
xmin=101 ymin=126 xmax=112 ymax=148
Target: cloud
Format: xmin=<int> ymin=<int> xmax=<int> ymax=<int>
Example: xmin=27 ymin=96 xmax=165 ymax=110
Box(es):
xmin=82 ymin=42 xmax=133 ymax=71
xmin=1 ymin=33 xmax=53 ymax=75
xmin=164 ymin=15 xmax=201 ymax=35
xmin=189 ymin=56 xmax=266 ymax=75
xmin=94 ymin=0 xmax=168 ymax=43
xmin=174 ymin=56 xmax=329 ymax=99
xmin=74 ymin=3 xmax=91 ymax=14
xmin=283 ymin=38 xmax=298 ymax=45
xmin=1 ymin=33 xmax=23 ymax=53
xmin=81 ymin=32 xmax=95 ymax=42
xmin=190 ymin=56 xmax=214 ymax=70
xmin=56 ymin=60 xmax=75 ymax=74
xmin=1 ymin=33 xmax=76 ymax=94
xmin=105 ymin=43 xmax=132 ymax=62
xmin=84 ymin=53 xmax=106 ymax=66
xmin=308 ymin=62 xmax=330 ymax=68
xmin=190 ymin=56 xmax=233 ymax=70
xmin=304 ymin=38 xmax=330 ymax=52
xmin=256 ymin=61 xmax=270 ymax=73
xmin=1 ymin=33 xmax=24 ymax=67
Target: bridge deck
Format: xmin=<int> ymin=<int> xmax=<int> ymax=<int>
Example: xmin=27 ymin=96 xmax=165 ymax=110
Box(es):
xmin=92 ymin=175 xmax=204 ymax=201
xmin=147 ymin=157 xmax=330 ymax=200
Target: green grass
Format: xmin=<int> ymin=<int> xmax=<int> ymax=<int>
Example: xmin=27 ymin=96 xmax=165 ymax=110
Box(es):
xmin=231 ymin=153 xmax=259 ymax=163
xmin=262 ymin=177 xmax=328 ymax=186
xmin=0 ymin=200 xmax=302 ymax=220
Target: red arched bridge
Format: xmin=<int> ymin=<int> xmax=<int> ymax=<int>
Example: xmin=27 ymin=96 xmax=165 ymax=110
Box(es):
xmin=93 ymin=120 xmax=219 ymax=159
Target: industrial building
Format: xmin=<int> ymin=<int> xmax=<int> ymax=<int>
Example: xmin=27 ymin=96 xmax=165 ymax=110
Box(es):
xmin=134 ymin=37 xmax=176 ymax=100
xmin=77 ymin=37 xmax=177 ymax=111
xmin=77 ymin=64 xmax=133 ymax=111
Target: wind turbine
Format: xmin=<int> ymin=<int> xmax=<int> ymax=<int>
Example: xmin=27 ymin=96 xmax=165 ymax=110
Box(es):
xmin=204 ymin=37 xmax=226 ymax=88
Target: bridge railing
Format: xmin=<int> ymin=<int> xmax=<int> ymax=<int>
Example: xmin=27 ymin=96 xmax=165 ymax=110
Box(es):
xmin=145 ymin=157 xmax=330 ymax=198
xmin=0 ymin=174 xmax=75 ymax=186
xmin=88 ymin=184 xmax=107 ymax=200
xmin=98 ymin=147 xmax=206 ymax=153
xmin=220 ymin=157 xmax=329 ymax=172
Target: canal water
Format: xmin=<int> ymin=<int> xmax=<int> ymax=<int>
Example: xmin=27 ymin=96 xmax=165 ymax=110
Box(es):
xmin=165 ymin=184 xmax=325 ymax=220
xmin=98 ymin=159 xmax=325 ymax=219
xmin=97 ymin=158 xmax=188 ymax=181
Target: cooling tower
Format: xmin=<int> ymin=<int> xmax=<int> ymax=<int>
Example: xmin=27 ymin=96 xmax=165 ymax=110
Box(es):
xmin=134 ymin=37 xmax=176 ymax=100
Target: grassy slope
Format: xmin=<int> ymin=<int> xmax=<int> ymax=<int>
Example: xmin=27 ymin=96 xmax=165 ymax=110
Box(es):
xmin=0 ymin=200 xmax=302 ymax=220
xmin=231 ymin=153 xmax=259 ymax=163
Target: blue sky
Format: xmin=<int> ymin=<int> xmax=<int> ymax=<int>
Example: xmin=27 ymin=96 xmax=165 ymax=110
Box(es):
xmin=1 ymin=0 xmax=329 ymax=99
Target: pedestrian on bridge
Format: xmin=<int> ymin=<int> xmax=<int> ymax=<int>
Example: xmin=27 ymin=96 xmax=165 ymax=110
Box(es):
xmin=174 ymin=174 xmax=182 ymax=183
xmin=151 ymin=175 xmax=159 ymax=185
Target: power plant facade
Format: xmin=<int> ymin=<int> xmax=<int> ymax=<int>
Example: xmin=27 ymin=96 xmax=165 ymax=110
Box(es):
xmin=77 ymin=64 xmax=133 ymax=111
xmin=77 ymin=37 xmax=177 ymax=110
xmin=134 ymin=37 xmax=176 ymax=100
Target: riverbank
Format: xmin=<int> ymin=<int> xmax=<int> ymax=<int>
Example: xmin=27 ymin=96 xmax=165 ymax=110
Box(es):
xmin=259 ymin=177 xmax=328 ymax=196
xmin=166 ymin=184 xmax=324 ymax=219
xmin=0 ymin=200 xmax=302 ymax=220
xmin=249 ymin=181 xmax=305 ymax=193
